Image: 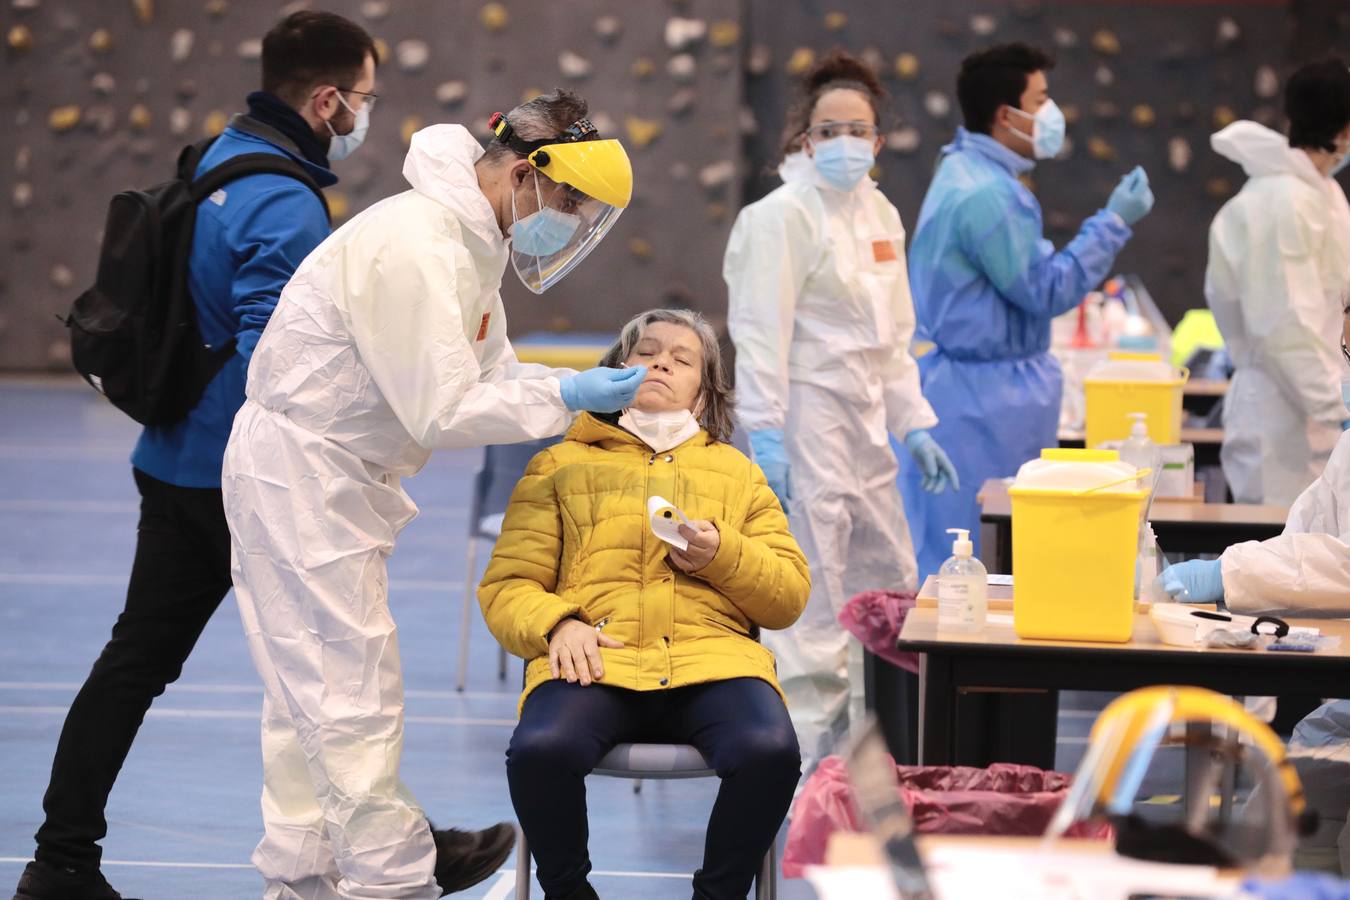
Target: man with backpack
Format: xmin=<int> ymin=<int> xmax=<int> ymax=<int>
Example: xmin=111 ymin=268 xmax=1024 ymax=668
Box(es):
xmin=17 ymin=11 xmax=511 ymax=900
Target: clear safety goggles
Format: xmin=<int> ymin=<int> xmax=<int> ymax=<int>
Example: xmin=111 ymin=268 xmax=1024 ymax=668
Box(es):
xmin=509 ymin=170 xmax=625 ymax=295
xmin=806 ymin=120 xmax=880 ymax=142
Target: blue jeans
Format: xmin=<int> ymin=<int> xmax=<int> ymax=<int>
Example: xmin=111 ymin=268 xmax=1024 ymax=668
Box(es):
xmin=507 ymin=677 xmax=801 ymax=900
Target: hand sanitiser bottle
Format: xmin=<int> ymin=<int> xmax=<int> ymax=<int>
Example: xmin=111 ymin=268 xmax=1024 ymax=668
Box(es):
xmin=938 ymin=528 xmax=987 ymax=632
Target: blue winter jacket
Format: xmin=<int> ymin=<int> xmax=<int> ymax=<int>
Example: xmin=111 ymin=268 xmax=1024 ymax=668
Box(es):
xmin=131 ymin=116 xmax=336 ymax=488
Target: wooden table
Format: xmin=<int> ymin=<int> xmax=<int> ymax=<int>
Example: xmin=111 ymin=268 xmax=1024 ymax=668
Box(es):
xmin=1185 ymin=379 xmax=1229 ymax=399
xmin=1058 ymin=426 xmax=1226 ymax=473
xmin=896 ymin=606 xmax=1350 ymax=767
xmin=977 ymin=478 xmax=1287 ymax=573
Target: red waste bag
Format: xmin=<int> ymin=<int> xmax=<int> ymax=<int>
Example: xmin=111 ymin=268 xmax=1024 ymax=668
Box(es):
xmin=781 ymin=755 xmax=1112 ymax=877
xmin=839 ymin=589 xmax=919 ymax=674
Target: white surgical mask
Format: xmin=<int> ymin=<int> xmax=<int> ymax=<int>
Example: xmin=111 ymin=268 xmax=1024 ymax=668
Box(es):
xmin=1007 ymin=98 xmax=1066 ymax=160
xmin=325 ymin=93 xmax=369 ymax=161
xmin=811 ymin=135 xmax=876 ymax=192
xmin=618 ymin=407 xmax=701 ymax=453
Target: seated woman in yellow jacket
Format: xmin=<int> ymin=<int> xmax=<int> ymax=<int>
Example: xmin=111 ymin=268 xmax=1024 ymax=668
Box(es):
xmin=479 ymin=308 xmax=811 ymax=900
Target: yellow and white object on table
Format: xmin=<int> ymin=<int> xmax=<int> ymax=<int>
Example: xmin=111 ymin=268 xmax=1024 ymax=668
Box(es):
xmin=1008 ymin=449 xmax=1148 ymax=643
xmin=1084 ymin=352 xmax=1189 ymax=448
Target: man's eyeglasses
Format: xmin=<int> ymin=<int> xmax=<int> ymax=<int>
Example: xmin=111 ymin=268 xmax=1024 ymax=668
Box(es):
xmin=334 ymin=87 xmax=379 ymax=112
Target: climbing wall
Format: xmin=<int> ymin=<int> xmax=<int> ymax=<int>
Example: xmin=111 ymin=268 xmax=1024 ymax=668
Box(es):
xmin=1 ymin=0 xmax=745 ymax=369
xmin=3 ymin=0 xmax=1348 ymax=371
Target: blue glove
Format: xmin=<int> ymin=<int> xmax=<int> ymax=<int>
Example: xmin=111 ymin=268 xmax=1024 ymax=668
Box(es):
xmin=1342 ymin=419 xmax=1349 ymax=431
xmin=749 ymin=428 xmax=791 ymax=508
xmin=1106 ymin=165 xmax=1155 ymax=226
xmin=1241 ymin=873 xmax=1350 ymax=900
xmin=559 ymin=366 xmax=647 ymax=413
xmin=904 ymin=429 xmax=960 ymax=494
xmin=1159 ymin=559 xmax=1224 ymax=603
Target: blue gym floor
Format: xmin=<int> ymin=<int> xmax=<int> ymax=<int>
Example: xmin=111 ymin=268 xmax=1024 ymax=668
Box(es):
xmin=0 ymin=379 xmax=1106 ymax=899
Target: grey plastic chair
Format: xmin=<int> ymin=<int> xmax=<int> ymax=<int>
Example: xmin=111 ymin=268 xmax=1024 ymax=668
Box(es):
xmin=513 ymin=742 xmax=777 ymax=900
xmin=456 ymin=439 xmax=558 ymax=692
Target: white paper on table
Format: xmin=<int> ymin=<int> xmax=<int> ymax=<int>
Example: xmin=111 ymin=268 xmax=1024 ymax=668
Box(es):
xmin=921 ymin=843 xmax=1238 ymax=900
xmin=802 ymin=865 xmax=902 ymax=900
xmin=987 ymin=574 xmax=1014 ymax=586
xmin=648 ymin=495 xmax=692 ymax=551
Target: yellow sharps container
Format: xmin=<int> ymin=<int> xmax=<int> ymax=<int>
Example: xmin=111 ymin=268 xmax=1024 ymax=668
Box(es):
xmin=1009 ymin=449 xmax=1148 ymax=643
xmin=1083 ymin=352 xmax=1189 ymax=448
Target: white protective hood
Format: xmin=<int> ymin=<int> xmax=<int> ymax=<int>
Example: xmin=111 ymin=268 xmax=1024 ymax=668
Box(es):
xmin=1211 ymin=121 xmax=1326 ymax=189
xmin=401 ymin=124 xmax=504 ymax=251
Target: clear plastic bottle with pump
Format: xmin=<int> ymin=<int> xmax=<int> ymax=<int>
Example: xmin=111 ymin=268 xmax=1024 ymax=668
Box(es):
xmin=1120 ymin=412 xmax=1162 ymax=603
xmin=938 ymin=528 xmax=987 ymax=633
xmin=1119 ymin=412 xmax=1160 ymax=498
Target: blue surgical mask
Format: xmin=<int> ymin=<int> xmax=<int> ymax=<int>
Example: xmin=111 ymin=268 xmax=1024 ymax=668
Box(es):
xmin=811 ymin=135 xmax=876 ymax=192
xmin=510 ymin=179 xmax=581 ymax=257
xmin=1008 ymin=98 xmax=1066 ymax=161
xmin=326 ymin=93 xmax=369 ymax=161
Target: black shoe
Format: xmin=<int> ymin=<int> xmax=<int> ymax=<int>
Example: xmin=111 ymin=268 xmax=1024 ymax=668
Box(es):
xmin=12 ymin=860 xmax=134 ymax=900
xmin=430 ymin=822 xmax=515 ymax=895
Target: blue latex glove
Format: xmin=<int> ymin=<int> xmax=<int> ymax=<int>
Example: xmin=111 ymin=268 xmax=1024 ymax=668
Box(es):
xmin=1106 ymin=165 xmax=1155 ymax=226
xmin=1241 ymin=873 xmax=1350 ymax=900
xmin=559 ymin=366 xmax=646 ymax=413
xmin=904 ymin=429 xmax=960 ymax=494
xmin=1159 ymin=558 xmax=1224 ymax=603
xmin=749 ymin=428 xmax=791 ymax=508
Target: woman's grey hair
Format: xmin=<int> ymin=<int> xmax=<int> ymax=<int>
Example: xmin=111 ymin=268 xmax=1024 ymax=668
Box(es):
xmin=481 ymin=89 xmax=590 ymax=164
xmin=598 ymin=309 xmax=737 ymax=444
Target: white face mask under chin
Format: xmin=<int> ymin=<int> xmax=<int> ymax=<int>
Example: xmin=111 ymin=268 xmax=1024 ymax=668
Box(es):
xmin=618 ymin=407 xmax=701 ymax=453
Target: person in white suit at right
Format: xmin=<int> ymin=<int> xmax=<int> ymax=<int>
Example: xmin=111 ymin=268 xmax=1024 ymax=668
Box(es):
xmin=1161 ymin=297 xmax=1350 ymax=874
xmin=1205 ymin=59 xmax=1350 ymax=506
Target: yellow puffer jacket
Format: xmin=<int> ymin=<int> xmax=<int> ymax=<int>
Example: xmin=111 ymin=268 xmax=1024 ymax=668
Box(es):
xmin=479 ymin=413 xmax=810 ymax=710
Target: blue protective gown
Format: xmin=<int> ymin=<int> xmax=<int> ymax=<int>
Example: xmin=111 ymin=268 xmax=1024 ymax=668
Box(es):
xmin=899 ymin=127 xmax=1133 ymax=579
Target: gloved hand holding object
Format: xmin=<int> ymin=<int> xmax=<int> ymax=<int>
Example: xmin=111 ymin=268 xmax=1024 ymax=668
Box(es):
xmin=749 ymin=428 xmax=791 ymax=508
xmin=1159 ymin=558 xmax=1224 ymax=603
xmin=559 ymin=366 xmax=646 ymax=413
xmin=904 ymin=429 xmax=960 ymax=494
xmin=1106 ymin=165 xmax=1155 ymax=226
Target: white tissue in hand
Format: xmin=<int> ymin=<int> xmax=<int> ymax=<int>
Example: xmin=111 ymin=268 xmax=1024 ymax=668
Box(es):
xmin=648 ymin=495 xmax=692 ymax=550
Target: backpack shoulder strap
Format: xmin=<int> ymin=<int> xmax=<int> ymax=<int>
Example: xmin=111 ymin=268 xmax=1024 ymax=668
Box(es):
xmin=189 ymin=152 xmax=332 ymax=223
xmin=176 ymin=136 xmax=220 ymax=183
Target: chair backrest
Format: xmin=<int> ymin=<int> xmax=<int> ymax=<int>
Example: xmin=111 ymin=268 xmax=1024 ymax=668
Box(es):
xmin=469 ymin=438 xmax=559 ymax=539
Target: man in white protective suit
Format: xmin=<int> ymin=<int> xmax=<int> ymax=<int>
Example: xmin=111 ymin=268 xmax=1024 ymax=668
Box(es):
xmin=222 ymin=90 xmax=642 ymax=900
xmin=1206 ymin=59 xmax=1350 ymax=506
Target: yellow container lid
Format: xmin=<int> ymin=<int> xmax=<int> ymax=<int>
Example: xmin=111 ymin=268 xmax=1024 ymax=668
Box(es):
xmin=1041 ymin=448 xmax=1120 ymax=462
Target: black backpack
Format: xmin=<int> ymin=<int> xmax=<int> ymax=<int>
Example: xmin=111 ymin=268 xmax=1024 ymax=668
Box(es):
xmin=65 ymin=135 xmax=331 ymax=426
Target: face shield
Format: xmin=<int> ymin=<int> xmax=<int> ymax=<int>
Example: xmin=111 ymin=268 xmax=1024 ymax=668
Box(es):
xmin=1044 ymin=687 xmax=1313 ymax=875
xmin=491 ymin=112 xmax=633 ymax=294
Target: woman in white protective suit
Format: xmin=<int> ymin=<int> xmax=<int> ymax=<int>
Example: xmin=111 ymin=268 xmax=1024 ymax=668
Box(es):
xmin=1160 ymin=298 xmax=1350 ymax=876
xmin=1206 ymin=59 xmax=1350 ymax=506
xmin=222 ymin=91 xmax=642 ymax=900
xmin=723 ymin=51 xmax=959 ymax=772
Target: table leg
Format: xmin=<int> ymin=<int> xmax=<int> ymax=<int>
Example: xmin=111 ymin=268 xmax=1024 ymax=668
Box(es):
xmin=864 ymin=650 xmax=919 ymax=765
xmin=1184 ymin=720 xmax=1215 ymax=829
xmin=918 ymin=652 xmax=956 ymax=766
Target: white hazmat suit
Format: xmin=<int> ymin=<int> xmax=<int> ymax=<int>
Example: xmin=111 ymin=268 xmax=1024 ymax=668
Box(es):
xmin=724 ymin=154 xmax=936 ymax=768
xmin=1206 ymin=121 xmax=1350 ymax=506
xmin=1222 ymin=429 xmax=1350 ymax=874
xmin=222 ymin=125 xmax=574 ymax=900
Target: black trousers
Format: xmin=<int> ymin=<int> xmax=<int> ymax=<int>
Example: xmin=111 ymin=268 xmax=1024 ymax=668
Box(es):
xmin=34 ymin=469 xmax=233 ymax=871
xmin=507 ymin=677 xmax=801 ymax=900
